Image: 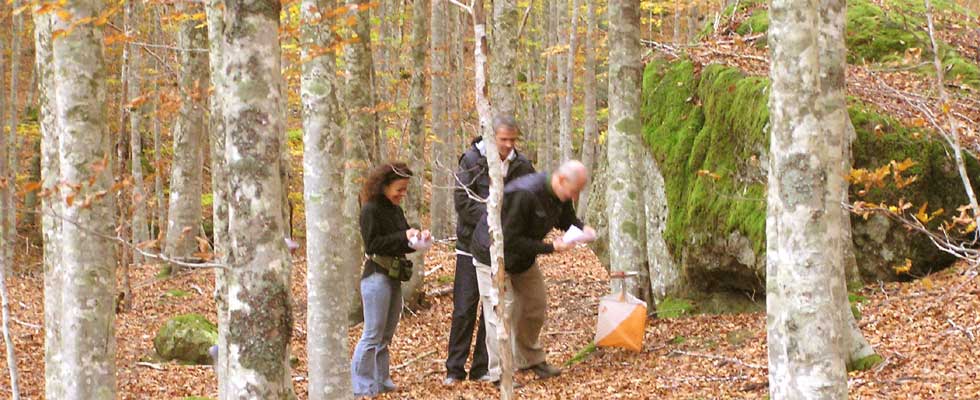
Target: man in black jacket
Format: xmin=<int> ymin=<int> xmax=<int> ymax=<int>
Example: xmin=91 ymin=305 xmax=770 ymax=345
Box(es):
xmin=470 ymin=160 xmax=595 ymax=382
xmin=444 ymin=114 xmax=535 ymax=385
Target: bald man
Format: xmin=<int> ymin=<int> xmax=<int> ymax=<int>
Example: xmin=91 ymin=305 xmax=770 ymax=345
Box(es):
xmin=470 ymin=160 xmax=596 ymax=384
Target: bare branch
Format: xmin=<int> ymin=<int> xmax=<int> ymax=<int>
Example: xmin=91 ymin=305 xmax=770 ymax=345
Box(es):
xmin=448 ymin=0 xmax=472 ymax=14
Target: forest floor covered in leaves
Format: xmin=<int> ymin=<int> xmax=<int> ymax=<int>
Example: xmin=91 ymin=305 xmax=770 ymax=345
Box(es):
xmin=2 ymin=240 xmax=978 ymax=399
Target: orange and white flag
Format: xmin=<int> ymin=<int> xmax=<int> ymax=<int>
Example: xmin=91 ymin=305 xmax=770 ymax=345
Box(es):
xmin=594 ymin=292 xmax=647 ymax=352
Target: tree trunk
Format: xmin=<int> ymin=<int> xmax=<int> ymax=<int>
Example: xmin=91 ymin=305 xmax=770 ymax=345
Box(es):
xmin=539 ymin=0 xmax=556 ymax=171
xmin=766 ymin=0 xmax=850 ymax=397
xmin=204 ymin=0 xmax=230 ymax=397
xmin=301 ymin=0 xmax=353 ymax=396
xmin=558 ymin=0 xmax=579 ymax=164
xmin=469 ymin=1 xmax=516 ymax=397
xmin=164 ymin=0 xmax=208 ymax=274
xmin=51 ymin=0 xmax=118 ymax=394
xmin=0 ymin=244 xmax=19 ymax=399
xmin=402 ymin=0 xmax=429 ymax=308
xmin=7 ymin=0 xmax=24 ymax=265
xmin=220 ymin=0 xmax=295 ymax=396
xmin=343 ymin=0 xmax=375 ymax=324
xmin=33 ymin=8 xmax=64 ymax=398
xmin=430 ymin=0 xmax=452 ymax=240
xmin=125 ymin=0 xmax=149 ymax=265
xmin=0 ymin=7 xmax=9 ymax=279
xmin=605 ymin=0 xmax=645 ymax=297
xmin=490 ymin=0 xmax=517 ymax=117
xmin=576 ymin=0 xmax=598 ymax=220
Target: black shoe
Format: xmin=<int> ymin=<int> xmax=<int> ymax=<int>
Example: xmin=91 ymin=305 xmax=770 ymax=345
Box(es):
xmin=523 ymin=362 xmax=562 ymax=379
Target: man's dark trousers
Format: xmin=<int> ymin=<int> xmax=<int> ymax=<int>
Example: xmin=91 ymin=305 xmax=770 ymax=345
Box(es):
xmin=445 ymin=254 xmax=488 ymax=380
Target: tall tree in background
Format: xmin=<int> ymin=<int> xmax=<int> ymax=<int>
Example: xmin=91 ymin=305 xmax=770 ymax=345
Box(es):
xmin=766 ymin=0 xmax=849 ymax=397
xmin=605 ymin=0 xmax=644 ymax=295
xmin=220 ymin=0 xmax=295 ymax=396
xmin=429 ymin=0 xmax=452 ymax=240
xmin=204 ymin=0 xmax=231 ymax=396
xmin=302 ymin=0 xmax=353 ymax=396
xmin=125 ymin=0 xmax=149 ymax=265
xmin=402 ymin=0 xmax=429 ymax=307
xmin=558 ymin=0 xmax=579 ymax=164
xmin=32 ymin=7 xmax=64 ymax=398
xmin=490 ymin=0 xmax=518 ymax=117
xmin=6 ymin=0 xmax=24 ymax=263
xmin=539 ymin=0 xmax=556 ymax=170
xmin=343 ymin=0 xmax=375 ymax=322
xmin=164 ymin=0 xmax=208 ymax=273
xmin=51 ymin=0 xmax=118 ymax=395
xmin=576 ymin=0 xmax=598 ymax=220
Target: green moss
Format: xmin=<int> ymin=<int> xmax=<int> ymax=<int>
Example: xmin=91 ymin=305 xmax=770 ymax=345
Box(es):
xmin=848 ymin=354 xmax=884 ymax=371
xmin=286 ymin=128 xmax=303 ymax=143
xmin=154 ymin=314 xmax=218 ymax=365
xmin=736 ymin=9 xmax=769 ymax=35
xmin=656 ymin=297 xmax=695 ymax=318
xmin=670 ymin=335 xmax=687 ymax=345
xmin=437 ymin=275 xmax=454 ymax=284
xmin=563 ymin=342 xmax=598 ymax=367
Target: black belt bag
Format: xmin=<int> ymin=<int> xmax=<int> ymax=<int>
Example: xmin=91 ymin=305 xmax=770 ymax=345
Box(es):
xmin=369 ymin=254 xmax=413 ymax=282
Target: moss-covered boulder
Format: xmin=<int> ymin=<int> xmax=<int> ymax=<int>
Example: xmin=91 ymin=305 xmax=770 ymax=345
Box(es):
xmin=154 ymin=314 xmax=218 ymax=365
xmin=633 ymin=58 xmax=980 ymax=296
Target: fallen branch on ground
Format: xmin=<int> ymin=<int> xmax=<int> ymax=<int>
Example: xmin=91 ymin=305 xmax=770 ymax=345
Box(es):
xmin=393 ymin=349 xmax=436 ymax=371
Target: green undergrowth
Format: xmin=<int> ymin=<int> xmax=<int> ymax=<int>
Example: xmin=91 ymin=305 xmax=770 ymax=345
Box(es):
xmin=563 ymin=342 xmax=598 ymax=367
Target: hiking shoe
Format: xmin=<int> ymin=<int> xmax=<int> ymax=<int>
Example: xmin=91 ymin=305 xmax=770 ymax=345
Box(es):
xmin=442 ymin=376 xmax=462 ymax=385
xmin=524 ymin=362 xmax=562 ymax=379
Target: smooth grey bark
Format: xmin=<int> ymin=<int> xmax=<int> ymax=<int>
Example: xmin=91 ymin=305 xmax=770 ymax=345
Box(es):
xmin=539 ymin=0 xmax=556 ymax=171
xmin=51 ymin=0 xmax=118 ymax=395
xmin=402 ymin=0 xmax=429 ymax=308
xmin=605 ymin=0 xmax=645 ymax=296
xmin=204 ymin=0 xmax=230 ymax=397
xmin=0 ymin=9 xmax=9 ymax=279
xmin=639 ymin=145 xmax=677 ymax=301
xmin=343 ymin=0 xmax=374 ymax=323
xmin=301 ymin=0 xmax=354 ymax=397
xmin=558 ymin=0 xmax=579 ymax=164
xmin=576 ymin=0 xmax=598 ymax=220
xmin=490 ymin=0 xmax=518 ymax=117
xmin=766 ymin=0 xmax=850 ymax=397
xmin=429 ymin=0 xmax=452 ymax=240
xmin=164 ymin=0 xmax=208 ymax=272
xmin=33 ymin=9 xmax=63 ymax=398
xmin=125 ymin=0 xmax=149 ymax=264
xmin=220 ymin=0 xmax=295 ymax=397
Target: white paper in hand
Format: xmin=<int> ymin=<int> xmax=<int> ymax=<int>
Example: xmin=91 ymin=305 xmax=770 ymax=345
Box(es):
xmin=563 ymin=225 xmax=595 ymax=245
xmin=409 ymin=234 xmax=433 ymax=251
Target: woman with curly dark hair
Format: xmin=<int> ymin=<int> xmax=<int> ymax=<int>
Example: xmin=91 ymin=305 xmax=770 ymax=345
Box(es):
xmin=351 ymin=161 xmax=430 ymax=397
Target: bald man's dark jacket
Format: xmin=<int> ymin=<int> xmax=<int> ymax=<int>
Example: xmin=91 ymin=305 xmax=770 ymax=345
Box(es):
xmin=470 ymin=172 xmax=583 ymax=274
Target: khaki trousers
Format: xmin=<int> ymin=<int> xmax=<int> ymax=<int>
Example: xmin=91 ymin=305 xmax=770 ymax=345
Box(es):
xmin=473 ymin=259 xmax=548 ymax=380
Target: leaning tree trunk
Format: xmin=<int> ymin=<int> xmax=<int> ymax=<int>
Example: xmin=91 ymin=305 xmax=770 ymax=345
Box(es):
xmin=402 ymin=0 xmax=429 ymax=308
xmin=766 ymin=0 xmax=850 ymax=397
xmin=605 ymin=0 xmax=645 ymax=296
xmin=342 ymin=0 xmax=375 ymax=324
xmin=204 ymin=0 xmax=230 ymax=397
xmin=33 ymin=8 xmax=64 ymax=398
xmin=220 ymin=0 xmax=295 ymax=397
xmin=51 ymin=0 xmax=118 ymax=395
xmin=301 ymin=0 xmax=354 ymax=397
xmin=429 ymin=0 xmax=452 ymax=240
xmin=576 ymin=0 xmax=598 ymax=220
xmin=164 ymin=0 xmax=208 ymax=274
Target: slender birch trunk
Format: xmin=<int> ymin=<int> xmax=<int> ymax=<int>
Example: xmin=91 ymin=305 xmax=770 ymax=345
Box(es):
xmin=606 ymin=0 xmax=645 ymax=296
xmin=220 ymin=0 xmax=295 ymax=396
xmin=766 ymin=0 xmax=850 ymax=397
xmin=402 ymin=0 xmax=429 ymax=308
xmin=52 ymin=0 xmax=117 ymax=394
xmin=558 ymin=0 xmax=579 ymax=164
xmin=0 ymin=235 xmax=19 ymax=400
xmin=164 ymin=0 xmax=208 ymax=273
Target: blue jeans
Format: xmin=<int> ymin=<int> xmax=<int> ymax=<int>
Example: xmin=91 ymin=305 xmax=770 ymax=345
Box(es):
xmin=351 ymin=271 xmax=402 ymax=397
